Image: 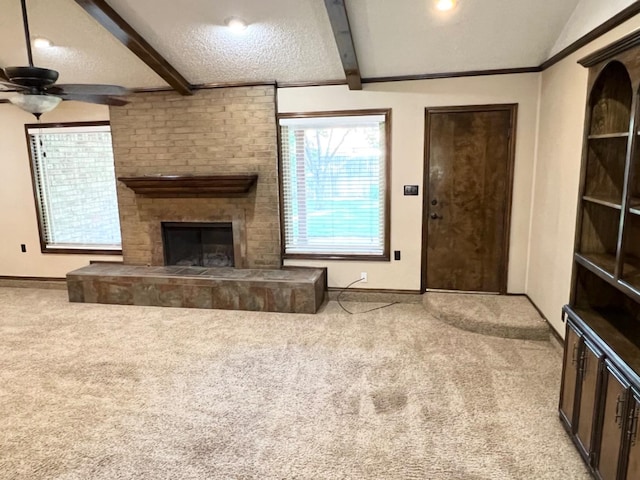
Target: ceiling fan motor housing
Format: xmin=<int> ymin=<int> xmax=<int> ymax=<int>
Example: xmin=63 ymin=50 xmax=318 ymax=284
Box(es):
xmin=4 ymin=66 xmax=58 ymax=88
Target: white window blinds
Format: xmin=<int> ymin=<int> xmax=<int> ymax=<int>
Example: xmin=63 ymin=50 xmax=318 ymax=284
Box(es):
xmin=279 ymin=114 xmax=388 ymax=257
xmin=27 ymin=124 xmax=121 ymax=251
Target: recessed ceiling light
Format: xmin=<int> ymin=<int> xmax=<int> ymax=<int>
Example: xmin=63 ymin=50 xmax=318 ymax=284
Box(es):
xmin=225 ymin=17 xmax=248 ymax=33
xmin=33 ymin=37 xmax=53 ymax=48
xmin=435 ymin=0 xmax=456 ymax=11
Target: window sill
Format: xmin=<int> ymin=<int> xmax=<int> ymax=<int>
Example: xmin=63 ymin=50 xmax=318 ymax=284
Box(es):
xmin=284 ymin=253 xmax=390 ymax=262
xmin=42 ymin=246 xmax=123 ymax=255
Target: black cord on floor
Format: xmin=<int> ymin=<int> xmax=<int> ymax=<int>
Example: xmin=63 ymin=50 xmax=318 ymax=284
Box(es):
xmin=336 ymin=278 xmax=399 ymax=314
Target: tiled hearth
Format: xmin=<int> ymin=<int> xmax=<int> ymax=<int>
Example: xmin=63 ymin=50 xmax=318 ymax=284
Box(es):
xmin=68 ymin=264 xmax=326 ymax=314
xmin=65 ymin=86 xmax=327 ymax=314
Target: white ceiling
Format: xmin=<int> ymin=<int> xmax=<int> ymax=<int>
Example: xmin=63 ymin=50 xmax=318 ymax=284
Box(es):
xmin=550 ymin=0 xmax=637 ymax=57
xmin=0 ymin=0 xmax=635 ymax=93
xmin=347 ymin=0 xmax=580 ymax=77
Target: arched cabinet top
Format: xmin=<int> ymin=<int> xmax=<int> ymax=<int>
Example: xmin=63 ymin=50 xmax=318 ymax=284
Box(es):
xmin=589 ymin=61 xmax=632 ymax=136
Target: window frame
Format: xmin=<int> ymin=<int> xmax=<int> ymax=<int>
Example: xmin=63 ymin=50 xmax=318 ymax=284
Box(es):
xmin=277 ymin=109 xmax=391 ymax=261
xmin=24 ymin=120 xmax=122 ymax=255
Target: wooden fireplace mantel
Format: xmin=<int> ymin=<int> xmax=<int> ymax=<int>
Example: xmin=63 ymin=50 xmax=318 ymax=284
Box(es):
xmin=117 ymin=174 xmax=258 ymax=197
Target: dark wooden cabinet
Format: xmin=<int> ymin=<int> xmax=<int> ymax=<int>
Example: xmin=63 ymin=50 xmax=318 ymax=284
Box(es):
xmin=561 ymin=30 xmax=640 ymax=480
xmin=561 ymin=312 xmax=640 ymax=479
xmin=577 ymin=340 xmax=603 ymax=460
xmin=559 ymin=319 xmax=604 ymax=466
xmin=560 ymin=322 xmax=582 ymax=429
xmin=595 ymin=362 xmax=629 ymax=480
xmin=624 ymin=392 xmax=640 ymax=479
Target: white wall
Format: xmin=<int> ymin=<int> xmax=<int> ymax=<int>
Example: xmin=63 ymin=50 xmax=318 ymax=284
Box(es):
xmin=528 ymin=17 xmax=640 ymax=335
xmin=0 ymin=101 xmax=122 ymax=278
xmin=279 ymin=74 xmax=540 ymax=292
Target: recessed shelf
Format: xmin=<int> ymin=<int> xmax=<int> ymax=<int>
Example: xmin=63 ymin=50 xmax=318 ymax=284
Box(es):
xmin=569 ymin=306 xmax=640 ymax=373
xmin=588 ymin=132 xmax=629 ymax=139
xmin=582 ymin=195 xmax=622 ymax=210
xmin=575 ymin=252 xmax=616 ymax=279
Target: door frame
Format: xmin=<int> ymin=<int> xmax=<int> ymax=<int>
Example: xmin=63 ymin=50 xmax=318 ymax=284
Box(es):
xmin=420 ymin=103 xmax=518 ymax=294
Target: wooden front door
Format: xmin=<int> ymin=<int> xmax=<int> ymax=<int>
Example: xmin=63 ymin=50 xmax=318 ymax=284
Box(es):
xmin=422 ymin=105 xmax=516 ymax=293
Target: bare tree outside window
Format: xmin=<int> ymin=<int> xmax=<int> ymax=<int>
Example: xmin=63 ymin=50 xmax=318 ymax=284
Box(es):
xmin=279 ymin=111 xmax=390 ymax=259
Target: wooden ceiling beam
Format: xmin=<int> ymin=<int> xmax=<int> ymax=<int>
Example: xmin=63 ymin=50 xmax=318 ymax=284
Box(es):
xmin=323 ymin=0 xmax=362 ymax=90
xmin=73 ymin=0 xmax=193 ymax=95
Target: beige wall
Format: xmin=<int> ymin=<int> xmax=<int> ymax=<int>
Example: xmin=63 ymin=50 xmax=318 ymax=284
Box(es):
xmin=0 ymin=101 xmax=122 ymax=278
xmin=278 ymin=74 xmax=540 ymax=292
xmin=527 ymin=18 xmax=640 ymax=335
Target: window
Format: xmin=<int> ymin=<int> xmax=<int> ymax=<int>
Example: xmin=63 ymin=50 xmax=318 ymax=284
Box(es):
xmin=279 ymin=110 xmax=390 ymax=259
xmin=26 ymin=121 xmax=122 ymax=254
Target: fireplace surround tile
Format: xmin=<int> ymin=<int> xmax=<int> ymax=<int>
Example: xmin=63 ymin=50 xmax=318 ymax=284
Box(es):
xmin=68 ymin=86 xmax=324 ymax=313
xmin=67 ymin=264 xmax=326 ymax=314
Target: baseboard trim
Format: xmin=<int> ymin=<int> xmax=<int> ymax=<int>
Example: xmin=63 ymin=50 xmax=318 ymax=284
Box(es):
xmin=0 ymin=275 xmax=66 ymax=282
xmin=524 ymin=294 xmax=564 ymax=346
xmin=328 ymin=287 xmax=422 ymax=295
xmin=0 ymin=276 xmax=67 ymax=290
xmin=523 ymin=294 xmax=547 ymax=320
xmin=328 ymin=287 xmax=423 ymax=304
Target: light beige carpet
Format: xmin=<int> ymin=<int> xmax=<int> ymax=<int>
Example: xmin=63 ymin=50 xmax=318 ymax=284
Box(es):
xmin=424 ymin=292 xmax=551 ymax=341
xmin=0 ymin=288 xmax=588 ymax=479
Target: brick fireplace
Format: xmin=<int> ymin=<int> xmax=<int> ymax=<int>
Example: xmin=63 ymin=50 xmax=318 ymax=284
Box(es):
xmin=66 ymin=85 xmax=326 ymax=313
xmin=108 ymin=86 xmax=281 ymax=269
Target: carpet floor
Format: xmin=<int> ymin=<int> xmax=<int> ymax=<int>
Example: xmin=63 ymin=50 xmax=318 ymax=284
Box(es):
xmin=0 ymin=287 xmax=589 ymax=479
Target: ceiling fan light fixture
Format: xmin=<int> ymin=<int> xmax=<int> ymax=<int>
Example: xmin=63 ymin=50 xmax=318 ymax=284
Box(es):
xmin=435 ymin=0 xmax=456 ymax=11
xmin=33 ymin=37 xmax=53 ymax=49
xmin=9 ymin=93 xmax=62 ymax=118
xmin=225 ymin=16 xmax=248 ymax=33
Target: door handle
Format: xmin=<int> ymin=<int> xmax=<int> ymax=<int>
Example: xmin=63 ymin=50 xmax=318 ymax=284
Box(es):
xmin=616 ymin=394 xmax=626 ymax=427
xmin=430 ymin=213 xmax=442 ymax=220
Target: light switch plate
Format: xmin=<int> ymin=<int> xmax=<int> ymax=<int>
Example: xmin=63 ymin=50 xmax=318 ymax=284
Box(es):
xmin=404 ymin=185 xmax=419 ymax=196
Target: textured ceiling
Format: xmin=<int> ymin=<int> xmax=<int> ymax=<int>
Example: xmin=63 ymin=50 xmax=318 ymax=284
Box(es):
xmin=0 ymin=0 xmax=163 ymax=89
xmin=0 ymin=0 xmax=633 ymax=94
xmin=105 ymin=0 xmax=345 ymax=85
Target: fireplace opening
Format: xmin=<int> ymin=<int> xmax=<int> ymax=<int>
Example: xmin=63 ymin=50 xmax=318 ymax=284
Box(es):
xmin=162 ymin=222 xmax=234 ymax=267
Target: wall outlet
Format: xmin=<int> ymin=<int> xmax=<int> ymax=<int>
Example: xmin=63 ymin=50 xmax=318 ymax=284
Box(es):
xmin=360 ymin=272 xmax=368 ymax=283
xmin=20 ymin=244 xmax=26 ymax=253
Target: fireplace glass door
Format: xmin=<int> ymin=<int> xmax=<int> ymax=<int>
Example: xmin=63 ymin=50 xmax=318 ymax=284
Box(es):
xmin=162 ymin=222 xmax=234 ymax=267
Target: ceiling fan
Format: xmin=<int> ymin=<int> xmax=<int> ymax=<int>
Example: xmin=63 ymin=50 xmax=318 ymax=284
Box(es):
xmin=0 ymin=0 xmax=129 ymax=119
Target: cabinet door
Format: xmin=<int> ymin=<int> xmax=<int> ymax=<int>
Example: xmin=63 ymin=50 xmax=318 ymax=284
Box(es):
xmin=596 ymin=362 xmax=630 ymax=480
xmin=576 ymin=340 xmax=603 ymax=461
xmin=623 ymin=392 xmax=640 ymax=479
xmin=560 ymin=321 xmax=582 ymax=429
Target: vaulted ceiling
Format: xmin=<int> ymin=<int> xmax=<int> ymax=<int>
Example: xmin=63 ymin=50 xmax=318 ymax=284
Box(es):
xmin=0 ymin=0 xmax=637 ymax=97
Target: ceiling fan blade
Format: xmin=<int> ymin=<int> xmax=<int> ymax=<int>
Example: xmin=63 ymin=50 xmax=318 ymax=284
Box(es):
xmin=56 ymin=93 xmax=129 ymax=107
xmin=48 ymin=84 xmax=129 ymax=97
xmin=0 ymin=80 xmax=30 ymax=92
